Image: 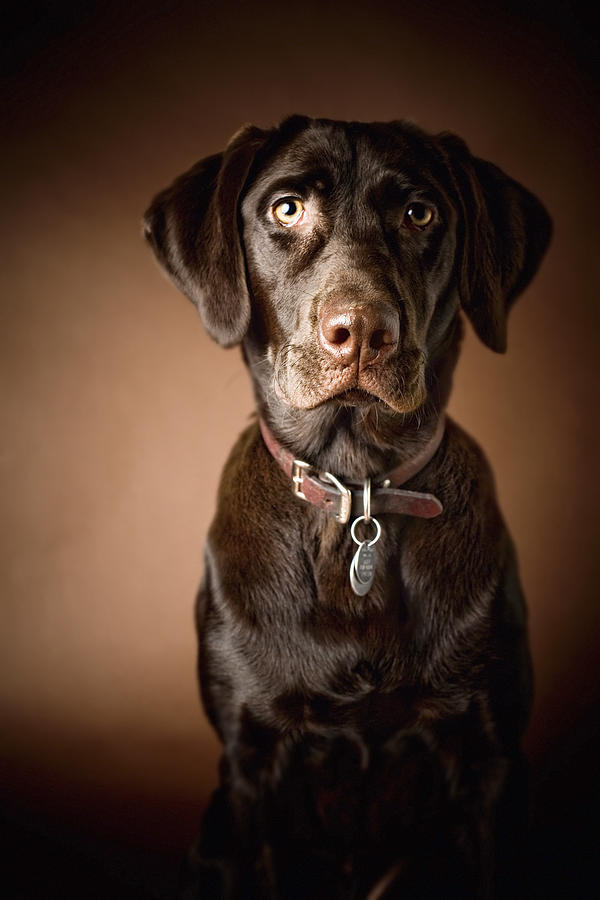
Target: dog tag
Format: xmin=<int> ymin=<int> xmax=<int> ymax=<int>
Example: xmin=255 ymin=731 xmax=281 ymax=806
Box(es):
xmin=350 ymin=541 xmax=377 ymax=596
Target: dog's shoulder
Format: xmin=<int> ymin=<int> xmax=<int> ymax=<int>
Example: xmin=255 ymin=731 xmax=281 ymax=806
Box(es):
xmin=214 ymin=419 xmax=263 ymax=502
xmin=433 ymin=416 xmax=502 ymax=518
xmin=209 ymin=419 xmax=307 ymax=551
xmin=399 ymin=417 xmax=510 ymax=607
xmin=214 ymin=418 xmax=292 ymax=507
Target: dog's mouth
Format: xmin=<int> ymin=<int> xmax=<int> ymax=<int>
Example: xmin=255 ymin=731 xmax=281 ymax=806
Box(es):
xmin=333 ymin=388 xmax=381 ymax=407
xmin=272 ymin=343 xmax=427 ymax=414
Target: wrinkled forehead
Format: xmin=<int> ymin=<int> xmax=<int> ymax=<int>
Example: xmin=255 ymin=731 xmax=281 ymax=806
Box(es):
xmin=244 ymin=120 xmax=450 ymax=203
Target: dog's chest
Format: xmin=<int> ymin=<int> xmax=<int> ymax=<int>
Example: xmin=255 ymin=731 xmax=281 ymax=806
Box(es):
xmin=207 ymin=489 xmax=436 ymax=720
xmin=231 ymin=640 xmax=428 ymax=745
xmin=216 ymin=573 xmax=427 ymax=740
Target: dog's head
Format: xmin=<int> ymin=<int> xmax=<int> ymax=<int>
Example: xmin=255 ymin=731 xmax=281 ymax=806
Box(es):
xmin=144 ymin=116 xmax=550 ymax=426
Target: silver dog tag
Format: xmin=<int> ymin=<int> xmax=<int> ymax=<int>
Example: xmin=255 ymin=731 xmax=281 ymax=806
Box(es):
xmin=350 ymin=541 xmax=377 ymax=596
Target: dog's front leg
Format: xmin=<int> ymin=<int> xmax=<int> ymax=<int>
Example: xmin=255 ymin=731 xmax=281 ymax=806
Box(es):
xmin=181 ymin=570 xmax=283 ymax=899
xmin=356 ymin=721 xmax=520 ymax=900
xmin=179 ymin=752 xmax=281 ymax=900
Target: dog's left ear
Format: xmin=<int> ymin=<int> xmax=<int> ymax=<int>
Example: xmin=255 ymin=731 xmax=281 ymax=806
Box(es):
xmin=438 ymin=133 xmax=552 ymax=353
xmin=143 ymin=124 xmax=271 ymax=347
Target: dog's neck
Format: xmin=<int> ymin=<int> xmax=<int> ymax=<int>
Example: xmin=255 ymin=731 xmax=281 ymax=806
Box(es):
xmin=259 ymin=414 xmax=445 ymax=525
xmin=259 ymin=404 xmax=444 ymax=482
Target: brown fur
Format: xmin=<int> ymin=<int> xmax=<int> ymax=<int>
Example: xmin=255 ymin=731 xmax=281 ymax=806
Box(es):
xmin=144 ymin=115 xmax=551 ymax=898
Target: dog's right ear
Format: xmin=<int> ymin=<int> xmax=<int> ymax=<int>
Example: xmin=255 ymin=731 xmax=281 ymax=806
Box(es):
xmin=143 ymin=125 xmax=271 ymax=347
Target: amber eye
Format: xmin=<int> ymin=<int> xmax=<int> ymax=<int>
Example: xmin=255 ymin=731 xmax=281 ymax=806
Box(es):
xmin=405 ymin=203 xmax=434 ymax=228
xmin=273 ymin=198 xmax=305 ymax=227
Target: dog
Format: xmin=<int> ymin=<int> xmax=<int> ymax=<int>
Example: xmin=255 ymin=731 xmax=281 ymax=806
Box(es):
xmin=144 ymin=115 xmax=551 ymax=899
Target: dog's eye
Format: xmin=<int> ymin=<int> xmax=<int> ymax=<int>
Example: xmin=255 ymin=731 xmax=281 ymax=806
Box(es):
xmin=272 ymin=198 xmax=305 ymax=227
xmin=405 ymin=203 xmax=434 ymax=229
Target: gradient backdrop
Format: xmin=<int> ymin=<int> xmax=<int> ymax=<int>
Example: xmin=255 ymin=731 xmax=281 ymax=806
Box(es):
xmin=2 ymin=1 xmax=598 ymax=896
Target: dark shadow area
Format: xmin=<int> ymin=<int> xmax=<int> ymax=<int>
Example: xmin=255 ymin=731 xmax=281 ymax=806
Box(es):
xmin=2 ymin=811 xmax=182 ymax=900
xmin=2 ymin=716 xmax=598 ymax=899
xmin=1 ymin=778 xmax=206 ymax=899
xmin=528 ymin=714 xmax=600 ymax=900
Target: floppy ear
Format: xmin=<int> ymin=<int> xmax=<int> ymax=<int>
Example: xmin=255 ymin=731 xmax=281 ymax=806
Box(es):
xmin=143 ymin=124 xmax=271 ymax=347
xmin=439 ymin=134 xmax=552 ymax=352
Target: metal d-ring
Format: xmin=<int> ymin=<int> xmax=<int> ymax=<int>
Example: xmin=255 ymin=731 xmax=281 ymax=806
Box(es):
xmin=350 ymin=514 xmax=381 ymax=547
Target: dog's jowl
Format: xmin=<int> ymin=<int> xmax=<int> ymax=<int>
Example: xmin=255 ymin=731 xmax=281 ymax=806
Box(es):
xmin=145 ymin=116 xmax=551 ymax=899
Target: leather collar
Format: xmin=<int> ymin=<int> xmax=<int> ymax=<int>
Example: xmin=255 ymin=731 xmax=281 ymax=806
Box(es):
xmin=259 ymin=416 xmax=445 ymax=524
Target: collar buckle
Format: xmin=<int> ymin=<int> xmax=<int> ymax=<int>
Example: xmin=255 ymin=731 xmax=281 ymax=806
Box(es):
xmin=291 ymin=458 xmax=312 ymax=501
xmin=320 ymin=471 xmax=353 ymax=524
xmin=292 ymin=459 xmax=353 ymax=524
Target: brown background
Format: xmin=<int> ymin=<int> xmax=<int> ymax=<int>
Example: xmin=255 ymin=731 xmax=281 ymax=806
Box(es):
xmin=2 ymin=1 xmax=598 ymax=896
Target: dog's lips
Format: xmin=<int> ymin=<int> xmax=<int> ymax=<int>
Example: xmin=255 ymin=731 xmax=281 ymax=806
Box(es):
xmin=325 ymin=363 xmax=427 ymax=414
xmin=332 ymin=388 xmax=380 ymax=407
xmin=272 ymin=344 xmax=427 ymax=413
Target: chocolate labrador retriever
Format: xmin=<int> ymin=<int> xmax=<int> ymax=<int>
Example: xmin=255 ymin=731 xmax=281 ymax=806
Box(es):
xmin=144 ymin=115 xmax=551 ymax=899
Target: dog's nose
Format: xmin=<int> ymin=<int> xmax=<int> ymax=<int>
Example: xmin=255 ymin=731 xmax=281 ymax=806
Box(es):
xmin=318 ymin=301 xmax=400 ymax=366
